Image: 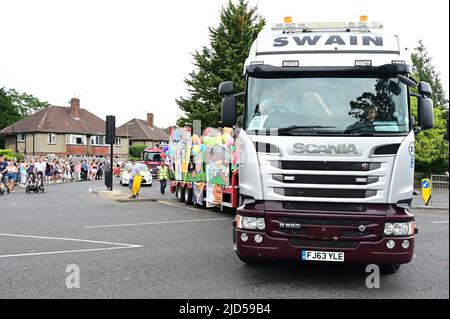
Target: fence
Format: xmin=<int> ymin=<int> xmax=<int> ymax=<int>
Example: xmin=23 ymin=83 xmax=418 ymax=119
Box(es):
xmin=430 ymin=174 xmax=449 ymax=206
xmin=414 ymin=174 xmax=449 ymax=208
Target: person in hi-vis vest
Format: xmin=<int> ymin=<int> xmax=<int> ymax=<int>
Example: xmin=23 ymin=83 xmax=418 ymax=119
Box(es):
xmin=158 ymin=161 xmax=169 ymax=194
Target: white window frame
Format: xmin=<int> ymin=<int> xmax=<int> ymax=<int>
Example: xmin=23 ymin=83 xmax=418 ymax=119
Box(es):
xmin=90 ymin=135 xmax=106 ymax=146
xmin=17 ymin=133 xmax=26 ymax=142
xmin=115 ymin=137 xmax=122 ymax=146
xmin=66 ymin=134 xmax=87 ymax=145
xmin=48 ymin=133 xmax=56 ymax=145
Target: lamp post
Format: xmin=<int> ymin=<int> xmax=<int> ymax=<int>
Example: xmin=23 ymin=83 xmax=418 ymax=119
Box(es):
xmin=126 ymin=123 xmax=135 ymax=159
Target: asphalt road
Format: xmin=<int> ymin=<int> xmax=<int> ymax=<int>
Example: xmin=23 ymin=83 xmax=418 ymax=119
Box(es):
xmin=0 ymin=179 xmax=448 ymax=299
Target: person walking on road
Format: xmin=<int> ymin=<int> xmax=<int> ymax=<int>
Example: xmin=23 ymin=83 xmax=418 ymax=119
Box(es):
xmin=158 ymin=161 xmax=169 ymax=194
xmin=128 ymin=160 xmax=140 ymax=199
xmin=19 ymin=161 xmax=27 ymax=186
xmin=5 ymin=161 xmax=18 ymax=193
xmin=0 ymin=155 xmax=10 ymax=194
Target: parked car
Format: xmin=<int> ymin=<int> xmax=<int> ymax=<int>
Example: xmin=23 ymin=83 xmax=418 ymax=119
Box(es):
xmin=120 ymin=163 xmax=152 ymax=186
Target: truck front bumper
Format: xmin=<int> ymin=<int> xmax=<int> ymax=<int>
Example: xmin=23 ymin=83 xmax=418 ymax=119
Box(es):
xmin=234 ymin=228 xmax=414 ymax=265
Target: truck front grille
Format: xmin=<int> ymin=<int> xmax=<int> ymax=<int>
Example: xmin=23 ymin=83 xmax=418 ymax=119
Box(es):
xmin=289 ymin=239 xmax=360 ymax=249
xmin=282 ymin=202 xmax=368 ymax=212
xmin=273 ymin=161 xmax=381 ymax=171
xmin=267 ymin=215 xmax=383 ymax=241
xmin=274 ymin=188 xmax=377 ymax=198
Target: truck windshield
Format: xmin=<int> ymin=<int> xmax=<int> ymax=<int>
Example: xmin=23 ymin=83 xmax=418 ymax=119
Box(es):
xmin=143 ymin=152 xmax=161 ymax=162
xmin=245 ymin=76 xmax=410 ymax=135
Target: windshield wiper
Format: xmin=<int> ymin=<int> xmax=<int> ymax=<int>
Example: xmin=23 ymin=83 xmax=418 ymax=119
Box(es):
xmin=278 ymin=125 xmax=336 ymax=134
xmin=344 ymin=123 xmax=399 ymax=134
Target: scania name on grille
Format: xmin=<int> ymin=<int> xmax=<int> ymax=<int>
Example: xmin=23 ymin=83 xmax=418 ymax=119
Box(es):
xmin=293 ymin=143 xmax=358 ymax=154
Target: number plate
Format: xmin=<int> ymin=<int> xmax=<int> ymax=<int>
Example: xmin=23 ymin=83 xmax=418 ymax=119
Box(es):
xmin=301 ymin=250 xmax=344 ymax=262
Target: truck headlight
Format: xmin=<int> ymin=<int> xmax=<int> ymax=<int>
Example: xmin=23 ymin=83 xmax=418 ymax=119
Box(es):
xmin=384 ymin=222 xmax=414 ymax=236
xmin=236 ymin=215 xmax=265 ymax=230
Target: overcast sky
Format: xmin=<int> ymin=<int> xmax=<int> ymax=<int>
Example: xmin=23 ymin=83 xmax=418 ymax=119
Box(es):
xmin=1 ymin=0 xmax=448 ymax=128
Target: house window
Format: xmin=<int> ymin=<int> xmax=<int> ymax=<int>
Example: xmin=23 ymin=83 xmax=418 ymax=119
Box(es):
xmin=66 ymin=134 xmax=86 ymax=145
xmin=17 ymin=133 xmax=26 ymax=142
xmin=90 ymin=135 xmax=106 ymax=146
xmin=48 ymin=133 xmax=56 ymax=145
xmin=115 ymin=137 xmax=121 ymax=146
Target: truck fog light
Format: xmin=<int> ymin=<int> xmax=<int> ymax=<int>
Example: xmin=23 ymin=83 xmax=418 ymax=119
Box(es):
xmin=241 ymin=233 xmax=248 ymax=242
xmin=254 ymin=234 xmax=263 ymax=244
xmin=402 ymin=240 xmax=410 ymax=249
xmin=386 ymin=240 xmax=395 ymax=249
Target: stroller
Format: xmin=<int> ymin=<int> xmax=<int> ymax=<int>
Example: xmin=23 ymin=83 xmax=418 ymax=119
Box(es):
xmin=25 ymin=172 xmax=45 ymax=194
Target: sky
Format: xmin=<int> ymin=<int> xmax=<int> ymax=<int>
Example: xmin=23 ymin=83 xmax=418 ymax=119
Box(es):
xmin=0 ymin=0 xmax=448 ymax=129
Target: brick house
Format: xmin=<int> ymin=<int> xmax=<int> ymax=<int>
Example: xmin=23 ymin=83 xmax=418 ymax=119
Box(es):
xmin=0 ymin=98 xmax=129 ymax=159
xmin=119 ymin=113 xmax=169 ymax=147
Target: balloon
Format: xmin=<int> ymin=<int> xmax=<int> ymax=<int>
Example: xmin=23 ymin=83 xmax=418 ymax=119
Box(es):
xmin=223 ymin=127 xmax=233 ymax=135
xmin=163 ymin=146 xmax=169 ymax=152
xmin=193 ymin=145 xmax=200 ymax=153
xmin=203 ymin=136 xmax=214 ymax=146
xmin=200 ymin=144 xmax=207 ymax=152
xmin=226 ymin=136 xmax=235 ymax=147
xmin=192 ymin=134 xmax=199 ymax=144
xmin=215 ymin=134 xmax=223 ymax=145
xmin=160 ymin=152 xmax=166 ymax=159
xmin=222 ymin=133 xmax=231 ymax=143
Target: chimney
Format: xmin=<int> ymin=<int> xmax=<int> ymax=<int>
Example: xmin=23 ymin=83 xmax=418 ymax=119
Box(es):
xmin=70 ymin=98 xmax=80 ymax=118
xmin=147 ymin=113 xmax=154 ymax=127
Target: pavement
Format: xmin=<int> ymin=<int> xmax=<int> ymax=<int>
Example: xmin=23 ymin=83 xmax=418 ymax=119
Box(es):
xmin=0 ymin=178 xmax=448 ymax=299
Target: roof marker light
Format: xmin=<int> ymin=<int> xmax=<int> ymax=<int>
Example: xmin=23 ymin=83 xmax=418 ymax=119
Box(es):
xmin=360 ymin=15 xmax=368 ymax=22
xmin=284 ymin=16 xmax=293 ymax=23
xmin=283 ymin=60 xmax=299 ymax=67
xmin=355 ymin=60 xmax=372 ymax=67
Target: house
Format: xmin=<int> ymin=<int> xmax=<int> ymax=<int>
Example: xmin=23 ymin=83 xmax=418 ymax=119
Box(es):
xmin=119 ymin=113 xmax=169 ymax=147
xmin=0 ymin=98 xmax=129 ymax=159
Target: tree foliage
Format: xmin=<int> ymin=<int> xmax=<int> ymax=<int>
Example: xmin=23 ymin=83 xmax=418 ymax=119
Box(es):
xmin=410 ymin=41 xmax=449 ymax=175
xmin=129 ymin=144 xmax=146 ymax=160
xmin=0 ymin=88 xmax=49 ymax=148
xmin=0 ymin=88 xmax=49 ymax=130
xmin=176 ymin=0 xmax=265 ymax=128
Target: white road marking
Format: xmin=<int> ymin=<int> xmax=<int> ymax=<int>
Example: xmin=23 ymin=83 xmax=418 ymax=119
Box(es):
xmin=157 ymin=200 xmax=205 ymax=211
xmin=0 ymin=233 xmax=142 ymax=259
xmin=85 ymin=217 xmax=232 ymax=229
xmin=432 ymin=221 xmax=449 ymax=224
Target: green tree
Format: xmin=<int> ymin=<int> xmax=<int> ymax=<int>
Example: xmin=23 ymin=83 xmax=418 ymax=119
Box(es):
xmin=176 ymin=0 xmax=265 ymax=128
xmin=410 ymin=41 xmax=449 ymax=175
xmin=411 ymin=99 xmax=448 ymax=175
xmin=7 ymin=88 xmax=50 ymax=118
xmin=0 ymin=88 xmax=21 ymax=132
xmin=411 ymin=40 xmax=448 ymax=107
xmin=0 ymin=88 xmax=49 ymax=148
xmin=129 ymin=144 xmax=146 ymax=160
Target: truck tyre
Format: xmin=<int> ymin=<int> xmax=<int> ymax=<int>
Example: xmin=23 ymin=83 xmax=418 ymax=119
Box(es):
xmin=184 ymin=187 xmax=193 ymax=205
xmin=177 ymin=185 xmax=185 ymax=203
xmin=380 ymin=264 xmax=401 ymax=274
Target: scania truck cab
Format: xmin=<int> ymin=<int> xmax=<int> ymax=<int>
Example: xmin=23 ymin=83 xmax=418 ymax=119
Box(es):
xmin=219 ymin=17 xmax=435 ymax=273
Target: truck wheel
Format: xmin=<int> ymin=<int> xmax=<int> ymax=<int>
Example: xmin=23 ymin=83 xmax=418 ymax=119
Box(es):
xmin=177 ymin=185 xmax=185 ymax=203
xmin=380 ymin=264 xmax=401 ymax=274
xmin=184 ymin=187 xmax=192 ymax=205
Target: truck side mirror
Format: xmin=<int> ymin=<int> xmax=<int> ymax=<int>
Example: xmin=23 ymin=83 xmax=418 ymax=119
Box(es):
xmin=221 ymin=95 xmax=237 ymax=127
xmin=418 ymin=81 xmax=432 ymax=98
xmin=418 ymin=97 xmax=434 ymax=130
xmin=218 ymin=81 xmax=234 ymax=95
